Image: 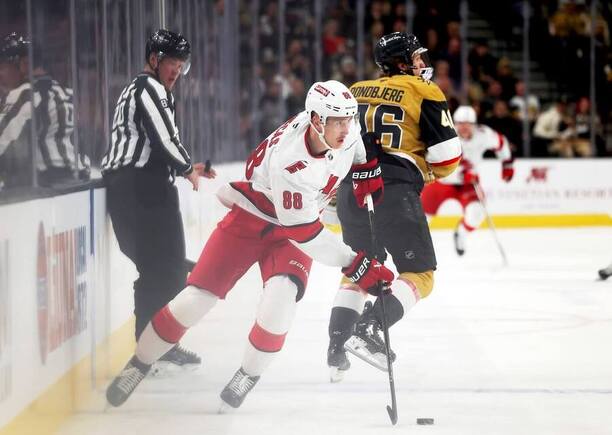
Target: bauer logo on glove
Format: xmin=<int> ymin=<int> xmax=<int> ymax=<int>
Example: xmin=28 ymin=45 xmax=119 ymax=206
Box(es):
xmin=342 ymin=251 xmax=394 ymax=295
xmin=351 ymin=165 xmax=382 ymax=179
xmin=350 ymin=159 xmax=384 ymax=207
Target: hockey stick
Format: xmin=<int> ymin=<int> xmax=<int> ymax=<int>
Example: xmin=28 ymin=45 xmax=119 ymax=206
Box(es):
xmin=365 ymin=194 xmax=398 ymax=425
xmin=471 ymin=181 xmax=508 ymax=266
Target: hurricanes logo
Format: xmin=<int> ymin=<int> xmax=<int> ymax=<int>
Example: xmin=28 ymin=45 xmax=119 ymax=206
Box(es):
xmin=314 ymin=84 xmax=330 ymax=96
xmin=527 ymin=167 xmax=549 ymax=183
xmin=285 ymin=160 xmax=307 ymax=174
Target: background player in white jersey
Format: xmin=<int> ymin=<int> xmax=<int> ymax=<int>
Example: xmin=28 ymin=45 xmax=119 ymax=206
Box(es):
xmin=421 ymin=105 xmax=514 ymax=256
xmin=106 ymin=80 xmax=394 ymax=410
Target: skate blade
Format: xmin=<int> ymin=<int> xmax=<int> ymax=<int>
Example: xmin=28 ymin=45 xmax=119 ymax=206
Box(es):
xmin=218 ymin=400 xmax=237 ymax=414
xmin=344 ymin=337 xmax=388 ymax=372
xmin=329 ymin=367 xmax=347 ymax=383
xmin=148 ymin=361 xmax=200 ymax=378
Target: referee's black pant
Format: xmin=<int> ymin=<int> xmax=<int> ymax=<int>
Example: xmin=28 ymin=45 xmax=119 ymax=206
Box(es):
xmin=104 ymin=168 xmax=189 ymax=339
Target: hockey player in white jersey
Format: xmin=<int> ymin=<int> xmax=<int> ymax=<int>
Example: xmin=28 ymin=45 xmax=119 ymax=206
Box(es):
xmin=421 ymin=105 xmax=514 ymax=255
xmin=106 ymin=80 xmax=394 ymax=410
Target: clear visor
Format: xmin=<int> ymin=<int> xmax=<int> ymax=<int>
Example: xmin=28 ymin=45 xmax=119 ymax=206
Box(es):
xmin=180 ymin=57 xmax=191 ymax=76
xmin=411 ymin=48 xmax=433 ymax=80
xmin=156 ymin=52 xmax=191 ymax=76
xmin=323 ymin=113 xmax=358 ymax=128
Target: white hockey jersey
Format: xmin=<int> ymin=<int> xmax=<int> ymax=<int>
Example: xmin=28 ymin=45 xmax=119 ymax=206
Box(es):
xmin=440 ymin=124 xmax=512 ymax=185
xmin=217 ymin=111 xmax=366 ymax=267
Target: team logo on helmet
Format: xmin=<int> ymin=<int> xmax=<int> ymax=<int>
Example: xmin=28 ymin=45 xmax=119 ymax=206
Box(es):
xmin=314 ymin=84 xmax=330 ymax=96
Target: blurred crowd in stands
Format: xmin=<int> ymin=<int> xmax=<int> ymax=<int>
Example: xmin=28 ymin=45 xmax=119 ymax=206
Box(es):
xmin=245 ymin=0 xmax=611 ymax=158
xmin=1 ymin=0 xmax=611 ymax=198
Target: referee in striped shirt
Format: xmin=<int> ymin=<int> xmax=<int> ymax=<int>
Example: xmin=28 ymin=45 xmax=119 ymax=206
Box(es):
xmin=101 ymin=29 xmax=215 ymax=370
xmin=0 ymin=33 xmax=90 ymax=190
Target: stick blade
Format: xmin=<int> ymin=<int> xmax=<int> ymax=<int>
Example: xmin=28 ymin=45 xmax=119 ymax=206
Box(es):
xmin=387 ymin=405 xmax=398 ymax=425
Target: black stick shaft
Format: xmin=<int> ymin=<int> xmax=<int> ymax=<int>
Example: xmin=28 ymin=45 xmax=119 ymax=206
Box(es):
xmin=365 ymin=195 xmax=398 ymax=425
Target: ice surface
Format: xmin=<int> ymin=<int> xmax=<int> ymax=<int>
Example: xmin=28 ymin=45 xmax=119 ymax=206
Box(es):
xmin=57 ymin=227 xmax=612 ymax=435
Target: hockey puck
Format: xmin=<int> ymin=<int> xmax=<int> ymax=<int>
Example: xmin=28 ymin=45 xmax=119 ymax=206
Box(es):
xmin=416 ymin=418 xmax=434 ymax=425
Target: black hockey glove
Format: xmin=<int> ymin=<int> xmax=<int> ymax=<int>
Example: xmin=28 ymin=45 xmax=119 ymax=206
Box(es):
xmin=362 ymin=132 xmax=383 ymax=161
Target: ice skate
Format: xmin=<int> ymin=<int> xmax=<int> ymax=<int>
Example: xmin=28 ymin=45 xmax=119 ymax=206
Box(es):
xmin=344 ymin=301 xmax=395 ymax=372
xmin=454 ymin=224 xmax=466 ymax=256
xmin=149 ymin=344 xmax=201 ymax=377
xmin=328 ymin=339 xmax=351 ymax=383
xmin=598 ymin=265 xmax=612 ymax=281
xmin=106 ymin=356 xmax=151 ymax=407
xmin=218 ymin=367 xmax=260 ymax=412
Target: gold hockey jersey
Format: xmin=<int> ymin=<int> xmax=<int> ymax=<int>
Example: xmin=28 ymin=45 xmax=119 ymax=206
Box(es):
xmin=350 ymin=74 xmax=461 ymax=184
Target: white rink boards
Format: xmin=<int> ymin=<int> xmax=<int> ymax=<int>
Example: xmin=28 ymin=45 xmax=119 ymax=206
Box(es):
xmin=57 ymin=227 xmax=612 ymax=435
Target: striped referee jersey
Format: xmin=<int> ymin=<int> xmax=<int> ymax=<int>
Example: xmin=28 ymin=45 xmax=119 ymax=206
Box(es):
xmin=101 ymin=73 xmax=192 ymax=176
xmin=0 ymin=75 xmax=77 ymax=171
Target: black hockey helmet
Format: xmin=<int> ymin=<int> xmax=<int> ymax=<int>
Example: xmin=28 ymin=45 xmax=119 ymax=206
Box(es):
xmin=145 ymin=29 xmax=191 ymax=75
xmin=374 ymin=32 xmax=433 ymax=80
xmin=0 ymin=33 xmax=30 ymax=63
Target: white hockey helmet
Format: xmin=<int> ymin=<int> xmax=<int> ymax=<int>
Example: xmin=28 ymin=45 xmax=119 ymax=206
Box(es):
xmin=453 ymin=105 xmax=477 ymax=124
xmin=305 ymin=80 xmax=358 ymax=125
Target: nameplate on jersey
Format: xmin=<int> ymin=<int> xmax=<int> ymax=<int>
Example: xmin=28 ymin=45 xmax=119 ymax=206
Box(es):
xmin=350 ymin=85 xmax=404 ymax=103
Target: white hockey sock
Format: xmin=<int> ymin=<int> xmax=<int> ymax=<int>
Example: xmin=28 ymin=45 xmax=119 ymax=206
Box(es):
xmin=391 ymin=278 xmax=419 ymax=314
xmin=332 ymin=285 xmax=366 ymax=312
xmin=242 ymin=276 xmax=298 ymax=376
xmin=137 ymin=322 xmax=175 ymax=365
xmin=462 ymin=201 xmax=485 ymax=231
xmin=136 ymin=286 xmax=218 ymax=365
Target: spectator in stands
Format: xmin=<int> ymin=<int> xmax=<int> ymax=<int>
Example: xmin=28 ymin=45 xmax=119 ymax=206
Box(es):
xmin=392 ymin=3 xmax=408 ymax=32
xmin=484 ymin=100 xmax=522 ymax=156
xmin=259 ymin=2 xmax=279 ymax=50
xmin=496 ymin=57 xmax=518 ymax=102
xmin=322 ymin=19 xmax=346 ymax=57
xmin=468 ymin=40 xmax=497 ymax=83
xmin=285 ymin=76 xmax=305 ymax=117
xmin=369 ymin=20 xmax=385 ymax=44
xmin=443 ymin=36 xmax=462 ymax=89
xmin=572 ymin=96 xmax=602 ymax=156
xmin=434 ymin=60 xmax=458 ymax=100
xmin=259 ymin=77 xmax=284 ymax=136
xmin=533 ymin=99 xmax=576 ymax=157
xmin=365 ymin=0 xmax=392 ymax=35
xmin=425 ymin=28 xmax=443 ymax=65
xmin=509 ymin=80 xmax=540 ymax=123
xmin=413 ymin=2 xmax=448 ymax=42
xmin=336 ymin=55 xmax=357 ymax=86
xmin=446 ymin=21 xmax=461 ymax=41
xmin=480 ymin=80 xmax=503 ymax=117
xmin=466 ymin=65 xmax=485 ymax=104
xmin=548 ymin=1 xmax=591 ymax=98
xmin=548 ymin=1 xmax=590 ymax=39
xmin=392 ymin=18 xmax=407 ymax=33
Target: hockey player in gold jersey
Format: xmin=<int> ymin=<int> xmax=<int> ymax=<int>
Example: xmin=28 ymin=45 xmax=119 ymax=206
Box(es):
xmin=327 ymin=32 xmax=462 ymax=379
